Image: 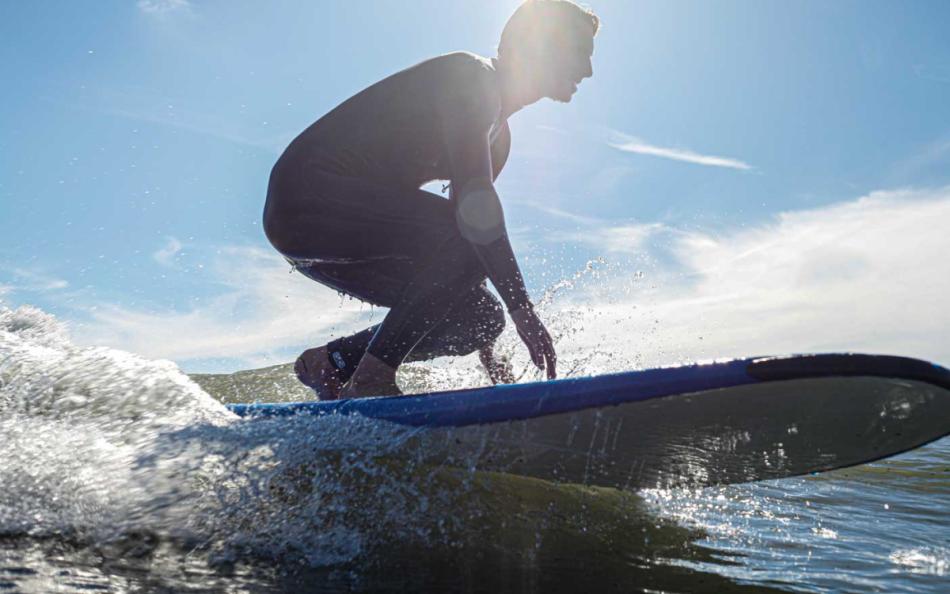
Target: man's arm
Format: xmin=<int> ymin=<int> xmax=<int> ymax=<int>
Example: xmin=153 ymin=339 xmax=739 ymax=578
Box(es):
xmin=442 ymin=106 xmax=528 ymax=313
xmin=440 ymin=78 xmax=556 ymax=378
xmin=451 ymin=176 xmax=531 ymax=312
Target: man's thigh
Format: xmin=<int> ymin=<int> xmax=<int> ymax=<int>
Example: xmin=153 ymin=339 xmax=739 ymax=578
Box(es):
xmin=292 ymin=257 xmax=415 ymax=308
xmin=267 ymin=169 xmax=457 ymax=263
xmin=274 ymin=170 xmax=477 ymax=307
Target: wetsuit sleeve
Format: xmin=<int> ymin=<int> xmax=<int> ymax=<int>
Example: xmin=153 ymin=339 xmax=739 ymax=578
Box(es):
xmin=440 ymin=76 xmax=531 ymax=313
xmin=491 ymin=120 xmax=511 ymax=182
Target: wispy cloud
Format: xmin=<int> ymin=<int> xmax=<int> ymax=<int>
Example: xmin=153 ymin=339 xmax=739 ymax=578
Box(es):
xmin=102 ymin=104 xmax=287 ymax=153
xmin=517 ymin=200 xmax=605 ymax=226
xmin=911 ymin=63 xmax=950 ymax=83
xmin=608 ymin=130 xmax=752 ymax=170
xmin=0 ymin=266 xmax=69 ymax=294
xmin=153 ymin=236 xmax=184 ymax=267
xmin=535 ymin=124 xmax=570 ymax=136
xmin=889 ymin=135 xmax=950 ymax=182
xmin=74 ymin=245 xmax=378 ymax=371
xmin=521 ymin=200 xmax=679 ymax=256
xmin=137 ymin=0 xmax=191 ymax=15
xmin=39 ymin=83 xmax=290 ymax=154
xmin=555 ymin=221 xmax=671 ymax=255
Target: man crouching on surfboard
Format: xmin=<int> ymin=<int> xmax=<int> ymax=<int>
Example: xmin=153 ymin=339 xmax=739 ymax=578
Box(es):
xmin=263 ymin=0 xmax=598 ymax=399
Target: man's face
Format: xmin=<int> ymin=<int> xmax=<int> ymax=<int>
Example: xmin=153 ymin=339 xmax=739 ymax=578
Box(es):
xmin=539 ymin=23 xmax=594 ymax=103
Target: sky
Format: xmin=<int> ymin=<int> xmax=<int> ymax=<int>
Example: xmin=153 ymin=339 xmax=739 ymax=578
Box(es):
xmin=2 ymin=0 xmax=949 ymax=374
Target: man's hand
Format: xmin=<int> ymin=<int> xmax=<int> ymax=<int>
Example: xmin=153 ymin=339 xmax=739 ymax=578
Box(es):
xmin=510 ymin=305 xmax=557 ymax=380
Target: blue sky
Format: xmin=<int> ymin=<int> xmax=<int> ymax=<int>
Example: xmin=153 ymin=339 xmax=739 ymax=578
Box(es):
xmin=2 ymin=0 xmax=949 ymax=374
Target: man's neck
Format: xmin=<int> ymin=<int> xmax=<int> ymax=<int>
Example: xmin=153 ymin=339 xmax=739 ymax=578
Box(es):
xmin=492 ymin=56 xmax=540 ymax=121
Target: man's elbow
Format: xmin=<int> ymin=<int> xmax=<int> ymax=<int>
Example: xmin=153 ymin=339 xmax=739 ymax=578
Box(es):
xmin=455 ymin=177 xmax=506 ymax=245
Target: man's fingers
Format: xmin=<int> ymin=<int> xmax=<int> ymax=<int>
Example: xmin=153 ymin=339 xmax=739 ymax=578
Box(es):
xmin=518 ymin=329 xmax=544 ymax=369
xmin=516 ymin=317 xmax=555 ymax=375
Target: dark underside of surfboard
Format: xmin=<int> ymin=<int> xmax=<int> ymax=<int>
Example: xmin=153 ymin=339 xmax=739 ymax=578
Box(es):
xmin=227 ymin=353 xmax=950 ymax=490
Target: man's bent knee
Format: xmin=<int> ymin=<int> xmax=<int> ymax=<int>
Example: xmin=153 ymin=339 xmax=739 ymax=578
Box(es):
xmin=473 ymin=293 xmax=506 ymax=349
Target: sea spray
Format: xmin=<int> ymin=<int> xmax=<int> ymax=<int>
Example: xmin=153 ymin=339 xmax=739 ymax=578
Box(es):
xmin=0 ymin=305 xmax=517 ymax=566
xmin=0 ymin=305 xmax=231 ymax=545
xmin=0 ymin=254 xmax=676 ymax=569
xmin=411 ymin=256 xmax=654 ymax=391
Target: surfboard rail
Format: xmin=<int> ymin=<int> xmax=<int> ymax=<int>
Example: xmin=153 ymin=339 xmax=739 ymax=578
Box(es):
xmin=226 ymin=353 xmax=950 ymax=427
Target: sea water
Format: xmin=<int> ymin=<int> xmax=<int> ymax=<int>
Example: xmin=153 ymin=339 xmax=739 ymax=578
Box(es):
xmin=1 ymin=303 xmax=947 ymax=593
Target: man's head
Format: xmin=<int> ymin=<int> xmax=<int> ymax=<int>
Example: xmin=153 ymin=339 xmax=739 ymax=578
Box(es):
xmin=497 ymin=0 xmax=599 ymax=104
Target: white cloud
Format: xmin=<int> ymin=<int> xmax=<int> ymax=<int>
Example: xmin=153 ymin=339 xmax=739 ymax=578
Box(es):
xmin=546 ymin=186 xmax=950 ymax=373
xmin=518 ymin=200 xmax=605 ymax=226
xmin=608 ymin=130 xmax=752 ymax=170
xmin=535 ymin=124 xmax=569 ymax=136
xmin=0 ymin=266 xmax=69 ymax=293
xmin=94 ymin=103 xmax=286 ymax=153
xmin=912 ymin=63 xmax=950 ymax=84
xmin=74 ymin=245 xmax=379 ymax=370
xmin=152 ymin=236 xmax=184 ymax=267
xmin=549 ymin=221 xmax=672 ymax=257
xmin=137 ymin=0 xmax=190 ymax=15
xmin=585 ymin=222 xmax=669 ymax=255
xmin=889 ymin=135 xmax=950 ymax=181
xmin=517 ymin=201 xmax=672 ymax=254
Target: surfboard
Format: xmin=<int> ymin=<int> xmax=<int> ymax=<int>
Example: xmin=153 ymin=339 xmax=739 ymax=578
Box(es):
xmin=226 ymin=353 xmax=950 ymax=490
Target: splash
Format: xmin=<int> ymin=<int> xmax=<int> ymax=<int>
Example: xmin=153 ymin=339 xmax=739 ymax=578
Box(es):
xmin=407 ymin=256 xmax=656 ymax=393
xmin=0 ymin=266 xmax=688 ymax=570
xmin=889 ymin=547 xmax=949 ymax=576
xmin=0 ymin=304 xmax=475 ymax=566
xmin=0 ymin=306 xmax=227 ymax=541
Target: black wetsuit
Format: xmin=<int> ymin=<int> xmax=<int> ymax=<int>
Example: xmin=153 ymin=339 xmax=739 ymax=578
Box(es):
xmin=263 ymin=52 xmax=529 ymax=380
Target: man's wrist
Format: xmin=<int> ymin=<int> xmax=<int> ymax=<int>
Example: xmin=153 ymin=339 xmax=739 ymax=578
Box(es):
xmin=508 ymin=302 xmax=534 ymax=316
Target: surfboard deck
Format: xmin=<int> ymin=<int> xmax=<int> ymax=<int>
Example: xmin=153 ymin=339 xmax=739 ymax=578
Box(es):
xmin=227 ymin=353 xmax=950 ymax=490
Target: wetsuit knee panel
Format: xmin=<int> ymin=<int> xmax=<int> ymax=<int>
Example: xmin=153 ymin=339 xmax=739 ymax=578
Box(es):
xmin=477 ymin=293 xmax=506 ymax=342
xmin=451 ymin=290 xmax=506 ymax=355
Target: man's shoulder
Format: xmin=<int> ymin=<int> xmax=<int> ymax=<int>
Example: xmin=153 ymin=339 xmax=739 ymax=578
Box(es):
xmin=374 ymin=51 xmax=495 ymax=102
xmin=415 ymin=51 xmax=495 ymax=87
xmin=434 ymin=51 xmax=493 ymax=70
xmin=430 ymin=52 xmax=499 ymax=115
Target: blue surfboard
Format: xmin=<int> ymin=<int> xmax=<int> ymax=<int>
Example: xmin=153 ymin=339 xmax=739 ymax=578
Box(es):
xmin=227 ymin=353 xmax=950 ymax=489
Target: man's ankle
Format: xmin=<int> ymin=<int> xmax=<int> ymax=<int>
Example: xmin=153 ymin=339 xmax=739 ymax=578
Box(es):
xmin=339 ymin=353 xmax=400 ymax=398
xmin=294 ymin=345 xmax=344 ymax=399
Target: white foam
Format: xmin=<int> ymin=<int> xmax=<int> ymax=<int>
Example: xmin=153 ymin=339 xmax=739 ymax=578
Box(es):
xmin=0 ymin=304 xmax=476 ymax=566
xmin=889 ymin=547 xmax=949 ymax=576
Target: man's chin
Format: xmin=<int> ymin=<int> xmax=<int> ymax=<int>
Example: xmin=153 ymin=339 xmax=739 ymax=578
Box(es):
xmin=548 ymin=91 xmax=574 ymax=103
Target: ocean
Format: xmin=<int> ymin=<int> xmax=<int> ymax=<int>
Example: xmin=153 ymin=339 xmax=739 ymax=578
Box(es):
xmin=1 ymin=304 xmax=947 ymax=593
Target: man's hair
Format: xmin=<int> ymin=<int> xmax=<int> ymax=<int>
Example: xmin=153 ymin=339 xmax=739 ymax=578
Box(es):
xmin=498 ymin=0 xmax=600 ymax=59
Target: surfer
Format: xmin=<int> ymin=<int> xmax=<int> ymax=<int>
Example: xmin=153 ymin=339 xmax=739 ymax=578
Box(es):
xmin=263 ymin=0 xmax=599 ymax=398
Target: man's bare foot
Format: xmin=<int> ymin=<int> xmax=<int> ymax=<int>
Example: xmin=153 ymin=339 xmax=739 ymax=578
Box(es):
xmin=294 ymin=346 xmax=344 ymax=400
xmin=479 ymin=345 xmax=515 ymax=385
xmin=339 ymin=352 xmax=402 ymax=398
xmin=339 ymin=378 xmax=401 ymax=398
